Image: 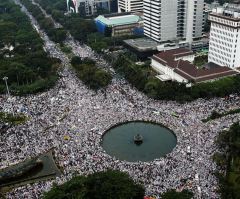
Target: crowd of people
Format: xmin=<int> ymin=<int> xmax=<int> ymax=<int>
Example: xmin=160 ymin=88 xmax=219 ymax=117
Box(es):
xmin=1 ymin=1 xmax=240 ymax=198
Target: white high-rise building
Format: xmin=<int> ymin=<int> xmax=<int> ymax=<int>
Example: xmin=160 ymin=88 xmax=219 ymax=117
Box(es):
xmin=118 ymin=0 xmax=143 ymax=13
xmin=143 ymin=0 xmax=205 ymax=43
xmin=208 ymin=5 xmax=240 ymax=68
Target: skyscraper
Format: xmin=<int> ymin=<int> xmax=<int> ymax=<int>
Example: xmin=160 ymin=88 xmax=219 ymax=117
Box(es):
xmin=143 ymin=0 xmax=205 ymax=43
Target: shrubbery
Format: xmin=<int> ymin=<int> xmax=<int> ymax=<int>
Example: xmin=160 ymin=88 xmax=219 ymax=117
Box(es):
xmin=71 ymin=57 xmax=112 ymax=90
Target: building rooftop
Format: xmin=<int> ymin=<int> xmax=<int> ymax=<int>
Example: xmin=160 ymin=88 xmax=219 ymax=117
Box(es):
xmin=124 ymin=38 xmax=159 ymax=52
xmin=211 ymin=4 xmax=240 ymax=19
xmin=95 ymin=13 xmax=142 ymax=26
xmin=152 ymin=48 xmax=239 ymax=83
xmin=152 ymin=48 xmax=194 ymax=65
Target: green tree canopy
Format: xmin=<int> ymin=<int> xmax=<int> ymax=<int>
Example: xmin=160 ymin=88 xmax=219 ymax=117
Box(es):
xmin=161 ymin=189 xmax=193 ymax=199
xmin=0 ymin=0 xmax=59 ymax=95
xmin=93 ymin=69 xmax=112 ymax=89
xmin=43 ymin=170 xmax=145 ymax=199
xmin=0 ymin=21 xmax=17 ymax=43
xmin=214 ymin=123 xmax=240 ymax=199
xmin=71 ymin=56 xmax=82 ymax=66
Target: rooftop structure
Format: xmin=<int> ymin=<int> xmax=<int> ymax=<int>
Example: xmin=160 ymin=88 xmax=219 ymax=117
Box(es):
xmin=210 ymin=6 xmax=240 ymax=19
xmin=96 ymin=13 xmax=141 ymax=26
xmin=123 ymin=37 xmax=159 ymax=60
xmin=151 ymin=48 xmax=238 ymax=83
xmin=124 ymin=38 xmax=159 ymax=52
xmin=95 ymin=13 xmax=143 ymax=37
xmin=205 ymin=1 xmax=220 ymax=12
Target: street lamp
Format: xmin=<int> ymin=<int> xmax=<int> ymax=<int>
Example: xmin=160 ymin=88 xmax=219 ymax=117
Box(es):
xmin=2 ymin=76 xmax=14 ymax=115
xmin=2 ymin=76 xmax=10 ymax=96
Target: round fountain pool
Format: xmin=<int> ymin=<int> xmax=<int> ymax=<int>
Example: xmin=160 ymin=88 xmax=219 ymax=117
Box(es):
xmin=102 ymin=121 xmax=177 ymax=162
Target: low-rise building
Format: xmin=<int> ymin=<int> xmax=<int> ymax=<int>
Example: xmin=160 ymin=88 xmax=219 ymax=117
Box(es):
xmin=95 ymin=13 xmax=143 ymax=37
xmin=151 ymin=48 xmax=238 ymax=84
xmin=124 ymin=38 xmax=159 ymax=60
xmin=123 ymin=37 xmax=209 ymax=61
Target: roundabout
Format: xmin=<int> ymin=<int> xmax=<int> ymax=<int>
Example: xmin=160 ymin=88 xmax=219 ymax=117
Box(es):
xmin=102 ymin=121 xmax=177 ymax=162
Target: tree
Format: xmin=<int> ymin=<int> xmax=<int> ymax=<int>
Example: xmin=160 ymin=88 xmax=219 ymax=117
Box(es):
xmin=0 ymin=21 xmax=17 ymax=43
xmin=82 ymin=58 xmax=96 ymax=65
xmin=51 ymin=9 xmax=64 ymax=19
xmin=77 ymin=64 xmax=95 ymax=85
xmin=214 ymin=123 xmax=240 ymax=199
xmin=0 ymin=0 xmax=59 ymax=95
xmin=144 ymin=78 xmax=159 ymax=99
xmin=210 ymin=110 xmax=222 ymax=120
xmin=161 ymin=189 xmax=193 ymax=199
xmin=71 ymin=56 xmax=82 ymax=66
xmin=40 ymin=17 xmax=54 ymax=30
xmin=93 ymin=69 xmax=112 ymax=89
xmin=52 ymin=28 xmax=67 ymax=43
xmin=43 ymin=170 xmax=145 ymax=199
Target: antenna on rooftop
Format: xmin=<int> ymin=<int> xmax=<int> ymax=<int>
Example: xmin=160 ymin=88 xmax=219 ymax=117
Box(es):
xmin=176 ymin=59 xmax=180 ymax=69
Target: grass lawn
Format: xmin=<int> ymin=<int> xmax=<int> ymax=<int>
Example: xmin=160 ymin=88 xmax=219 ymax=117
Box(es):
xmin=0 ymin=112 xmax=27 ymax=125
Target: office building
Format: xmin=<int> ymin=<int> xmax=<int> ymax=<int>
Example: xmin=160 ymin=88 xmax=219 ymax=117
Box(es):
xmin=143 ymin=0 xmax=205 ymax=43
xmin=118 ymin=0 xmax=143 ymax=13
xmin=208 ymin=4 xmax=240 ymax=68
